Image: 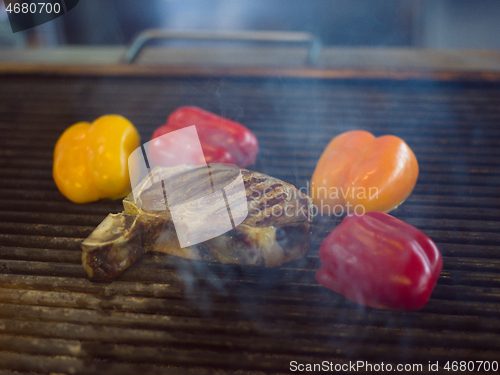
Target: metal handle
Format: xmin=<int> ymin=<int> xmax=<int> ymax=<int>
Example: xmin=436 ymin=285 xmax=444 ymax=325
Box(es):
xmin=123 ymin=29 xmax=322 ymax=66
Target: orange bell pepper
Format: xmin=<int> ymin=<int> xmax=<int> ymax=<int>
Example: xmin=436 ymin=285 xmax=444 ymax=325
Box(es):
xmin=311 ymin=130 xmax=418 ymax=214
xmin=53 ymin=115 xmax=140 ymax=204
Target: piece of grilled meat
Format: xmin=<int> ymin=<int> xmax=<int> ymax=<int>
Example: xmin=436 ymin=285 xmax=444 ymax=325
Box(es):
xmin=82 ymin=164 xmax=313 ymax=280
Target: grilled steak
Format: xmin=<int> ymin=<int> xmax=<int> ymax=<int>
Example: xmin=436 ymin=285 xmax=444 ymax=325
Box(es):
xmin=82 ymin=164 xmax=313 ymax=280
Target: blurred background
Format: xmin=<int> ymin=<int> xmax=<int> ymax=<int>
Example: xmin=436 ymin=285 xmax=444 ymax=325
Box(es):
xmin=1 ymin=0 xmax=500 ymax=49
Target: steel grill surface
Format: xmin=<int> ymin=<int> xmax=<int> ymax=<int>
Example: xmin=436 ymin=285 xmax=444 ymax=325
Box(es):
xmin=0 ymin=74 xmax=499 ymax=374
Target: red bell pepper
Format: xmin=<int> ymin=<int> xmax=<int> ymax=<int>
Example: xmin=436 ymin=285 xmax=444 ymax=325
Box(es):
xmin=316 ymin=212 xmax=442 ymax=310
xmin=149 ymin=106 xmax=258 ymax=168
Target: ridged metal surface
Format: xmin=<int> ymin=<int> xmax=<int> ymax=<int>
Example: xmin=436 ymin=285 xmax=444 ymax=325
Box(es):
xmin=0 ymin=75 xmax=499 ymax=374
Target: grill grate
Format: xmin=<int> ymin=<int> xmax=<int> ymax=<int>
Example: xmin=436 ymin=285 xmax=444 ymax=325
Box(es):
xmin=0 ymin=74 xmax=499 ymax=374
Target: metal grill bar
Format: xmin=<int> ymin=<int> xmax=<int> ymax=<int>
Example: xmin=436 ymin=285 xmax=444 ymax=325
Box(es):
xmin=0 ymin=74 xmax=499 ymax=374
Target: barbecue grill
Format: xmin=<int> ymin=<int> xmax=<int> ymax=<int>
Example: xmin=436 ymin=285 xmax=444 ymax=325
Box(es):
xmin=0 ymin=50 xmax=500 ymax=374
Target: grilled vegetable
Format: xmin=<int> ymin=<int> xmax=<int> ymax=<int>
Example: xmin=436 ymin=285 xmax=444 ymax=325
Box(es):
xmin=149 ymin=106 xmax=258 ymax=168
xmin=311 ymin=130 xmax=418 ymax=214
xmin=53 ymin=115 xmax=140 ymax=203
xmin=82 ymin=164 xmax=313 ymax=280
xmin=316 ymin=211 xmax=442 ymax=310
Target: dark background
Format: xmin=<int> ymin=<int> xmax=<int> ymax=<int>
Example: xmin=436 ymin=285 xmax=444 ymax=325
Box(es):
xmin=1 ymin=0 xmax=500 ymax=48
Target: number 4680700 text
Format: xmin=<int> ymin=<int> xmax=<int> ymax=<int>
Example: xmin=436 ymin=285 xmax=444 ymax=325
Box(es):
xmin=6 ymin=2 xmax=61 ymax=14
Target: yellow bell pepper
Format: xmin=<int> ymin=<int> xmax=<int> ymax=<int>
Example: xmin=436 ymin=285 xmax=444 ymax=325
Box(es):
xmin=53 ymin=115 xmax=140 ymax=204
